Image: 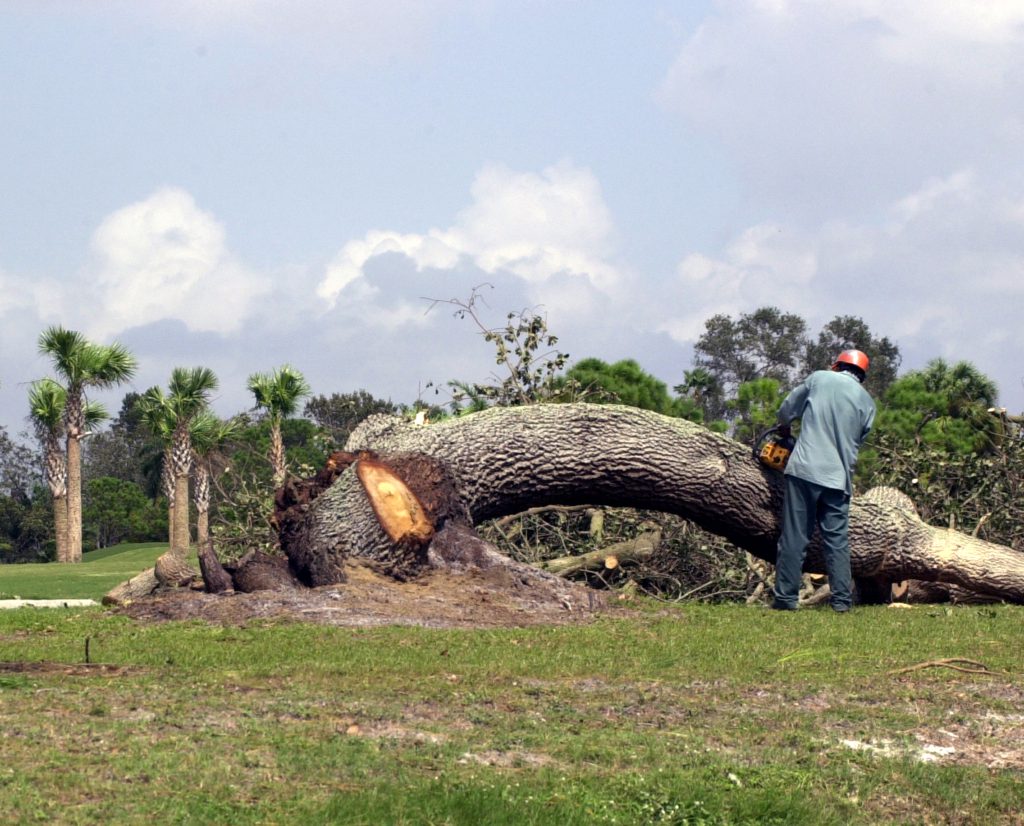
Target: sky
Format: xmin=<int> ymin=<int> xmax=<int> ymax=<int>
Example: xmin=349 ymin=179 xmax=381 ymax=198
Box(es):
xmin=3 ymin=0 xmax=1024 ymax=438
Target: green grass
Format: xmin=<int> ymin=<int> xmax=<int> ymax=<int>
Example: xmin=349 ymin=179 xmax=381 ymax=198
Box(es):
xmin=1 ymin=560 xmax=1023 ymax=824
xmin=0 ymin=543 xmax=167 ymax=600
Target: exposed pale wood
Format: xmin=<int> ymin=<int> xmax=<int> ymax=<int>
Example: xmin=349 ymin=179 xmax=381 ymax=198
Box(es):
xmin=541 ymin=529 xmax=661 ymax=576
xmin=355 ymin=457 xmax=434 ymax=544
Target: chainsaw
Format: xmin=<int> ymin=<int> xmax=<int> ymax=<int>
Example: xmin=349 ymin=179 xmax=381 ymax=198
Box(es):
xmin=753 ymin=425 xmax=796 ymax=472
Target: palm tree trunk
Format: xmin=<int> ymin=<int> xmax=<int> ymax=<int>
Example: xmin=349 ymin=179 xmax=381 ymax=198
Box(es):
xmin=194 ymin=463 xmax=210 ymax=545
xmin=45 ymin=436 xmax=69 ymax=564
xmin=53 ymin=493 xmax=69 ymax=563
xmin=172 ymin=473 xmax=191 ymax=556
xmin=271 ymin=420 xmax=286 ymax=488
xmin=197 ymin=510 xmax=209 ymax=545
xmin=65 ymin=434 xmax=83 ymax=563
xmin=161 ymin=446 xmax=176 ymax=548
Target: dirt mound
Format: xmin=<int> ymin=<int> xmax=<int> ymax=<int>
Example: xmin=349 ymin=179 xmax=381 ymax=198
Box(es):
xmin=115 ymin=559 xmax=609 ymax=628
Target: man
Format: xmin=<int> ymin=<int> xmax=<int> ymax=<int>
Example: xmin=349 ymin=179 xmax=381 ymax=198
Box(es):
xmin=771 ymin=350 xmax=876 ymax=612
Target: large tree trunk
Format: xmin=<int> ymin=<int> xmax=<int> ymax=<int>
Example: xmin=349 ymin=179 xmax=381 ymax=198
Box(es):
xmin=53 ymin=493 xmax=69 ymax=564
xmin=171 ymin=473 xmax=190 ymax=556
xmin=279 ymin=404 xmax=1024 ymax=603
xmin=44 ymin=434 xmax=69 ymax=564
xmin=65 ymin=435 xmax=83 ymax=564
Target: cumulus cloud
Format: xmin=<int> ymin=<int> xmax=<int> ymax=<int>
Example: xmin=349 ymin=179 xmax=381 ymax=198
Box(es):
xmin=318 ymin=161 xmax=626 ymax=324
xmin=661 ymin=168 xmax=1024 ymax=402
xmin=652 ymin=0 xmax=1024 ymax=403
xmin=658 ymin=0 xmax=1024 ymax=215
xmin=85 ymin=187 xmax=270 ymax=339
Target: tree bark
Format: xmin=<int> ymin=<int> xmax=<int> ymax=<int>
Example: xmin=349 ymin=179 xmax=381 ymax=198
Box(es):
xmin=270 ymin=421 xmax=287 ymax=489
xmin=197 ymin=538 xmax=233 ymax=594
xmin=102 ymin=566 xmax=159 ymax=605
xmin=54 ymin=493 xmax=69 ymax=564
xmin=279 ymin=404 xmax=1024 ymax=603
xmin=194 ymin=463 xmax=210 ymax=545
xmin=171 ymin=473 xmax=190 ymax=556
xmin=65 ymin=435 xmax=83 ymax=563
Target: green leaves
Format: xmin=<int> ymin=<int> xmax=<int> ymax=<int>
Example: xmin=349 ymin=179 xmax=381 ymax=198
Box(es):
xmin=37 ymin=325 xmax=138 ymax=390
xmin=27 ymin=379 xmax=67 ymax=434
xmin=247 ymin=364 xmax=311 ymax=421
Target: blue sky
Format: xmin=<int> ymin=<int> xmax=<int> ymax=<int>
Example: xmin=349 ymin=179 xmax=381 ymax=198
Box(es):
xmin=3 ymin=0 xmax=1023 ymax=436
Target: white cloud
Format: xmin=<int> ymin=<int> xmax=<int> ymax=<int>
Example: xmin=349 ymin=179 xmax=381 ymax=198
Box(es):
xmin=318 ymin=229 xmax=461 ymax=303
xmin=658 ymin=0 xmax=1024 ymax=216
xmin=661 ymin=222 xmax=819 ymax=340
xmin=661 ymin=169 xmax=1024 ymax=403
xmin=85 ymin=187 xmax=270 ymax=339
xmin=318 ymin=161 xmax=626 ymax=321
xmin=888 ymin=169 xmax=975 ymax=233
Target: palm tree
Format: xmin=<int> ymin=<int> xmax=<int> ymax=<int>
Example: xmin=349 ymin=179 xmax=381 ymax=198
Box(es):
xmin=166 ymin=367 xmax=219 ymax=556
xmin=920 ymin=359 xmax=998 ymax=420
xmin=138 ymin=386 xmax=177 ymax=548
xmin=247 ymin=365 xmax=311 ymax=487
xmin=27 ymin=380 xmax=70 ymax=563
xmin=27 ymin=380 xmax=108 ymax=563
xmin=37 ymin=327 xmax=137 ymax=563
xmin=189 ymin=412 xmax=238 ymax=546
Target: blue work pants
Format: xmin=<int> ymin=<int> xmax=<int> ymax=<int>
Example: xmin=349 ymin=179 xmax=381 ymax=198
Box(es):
xmin=772 ymin=475 xmax=853 ymax=611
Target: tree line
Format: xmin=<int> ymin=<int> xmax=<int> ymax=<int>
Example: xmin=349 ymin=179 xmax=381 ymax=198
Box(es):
xmin=1 ymin=307 xmax=1020 ymax=574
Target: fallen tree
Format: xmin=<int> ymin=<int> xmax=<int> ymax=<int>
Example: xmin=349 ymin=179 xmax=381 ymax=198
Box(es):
xmin=273 ymin=403 xmax=1024 ymax=603
xmin=107 ymin=402 xmax=1024 ymax=607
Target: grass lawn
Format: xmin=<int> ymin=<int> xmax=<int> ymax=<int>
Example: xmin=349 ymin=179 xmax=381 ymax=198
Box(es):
xmin=0 ymin=543 xmax=169 ymax=600
xmin=1 ymin=553 xmax=1023 ymax=824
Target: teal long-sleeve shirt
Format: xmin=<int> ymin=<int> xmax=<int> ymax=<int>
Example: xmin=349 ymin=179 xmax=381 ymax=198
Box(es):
xmin=777 ymin=370 xmax=876 ymax=496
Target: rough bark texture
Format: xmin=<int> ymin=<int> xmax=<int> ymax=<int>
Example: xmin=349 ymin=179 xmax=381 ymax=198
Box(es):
xmin=154 ymin=549 xmax=197 ymax=587
xmin=197 ymin=538 xmax=233 ymax=594
xmin=270 ymin=423 xmax=287 ymax=489
xmin=65 ymin=435 xmax=83 ymax=563
xmin=161 ymin=446 xmax=176 ymax=549
xmin=103 ymin=566 xmax=160 ymax=605
xmin=44 ymin=434 xmax=69 ymax=564
xmin=194 ymin=463 xmax=211 ymax=545
xmin=228 ymin=550 xmax=302 ymax=593
xmin=53 ymin=494 xmax=69 ymax=565
xmin=171 ymin=473 xmax=191 ymax=556
xmin=280 ymin=404 xmax=1024 ymax=603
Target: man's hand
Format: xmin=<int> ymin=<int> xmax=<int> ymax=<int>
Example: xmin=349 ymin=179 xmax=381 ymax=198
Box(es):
xmin=776 ymin=424 xmax=792 ymax=439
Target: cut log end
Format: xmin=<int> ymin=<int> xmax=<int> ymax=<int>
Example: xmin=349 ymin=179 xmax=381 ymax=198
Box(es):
xmin=355 ymin=457 xmax=435 ymax=544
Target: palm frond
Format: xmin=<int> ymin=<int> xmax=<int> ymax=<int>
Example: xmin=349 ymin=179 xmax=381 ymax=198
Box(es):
xmin=247 ymin=364 xmax=311 ymax=419
xmin=27 ymin=378 xmax=67 ymax=432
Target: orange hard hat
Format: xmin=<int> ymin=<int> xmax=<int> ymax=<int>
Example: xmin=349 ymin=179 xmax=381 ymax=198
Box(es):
xmin=832 ymin=349 xmax=870 ymax=373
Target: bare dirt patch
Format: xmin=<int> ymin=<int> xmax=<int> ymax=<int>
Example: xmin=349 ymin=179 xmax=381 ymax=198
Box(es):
xmin=114 ymin=559 xmax=609 ymax=629
xmin=0 ymin=661 xmax=136 ymax=677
